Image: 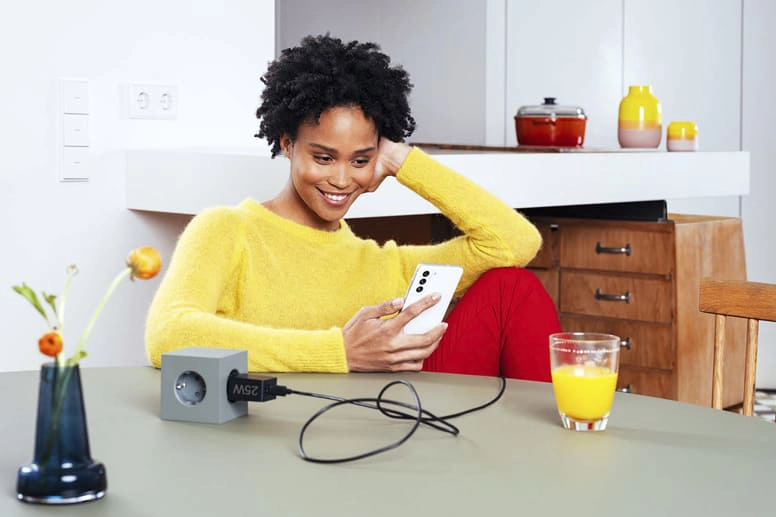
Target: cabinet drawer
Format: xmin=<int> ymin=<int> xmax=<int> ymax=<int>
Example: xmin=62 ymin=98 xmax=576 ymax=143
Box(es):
xmin=528 ymin=267 xmax=559 ymax=307
xmin=560 ymin=225 xmax=673 ymax=275
xmin=617 ymin=366 xmax=674 ymax=399
xmin=526 ymin=222 xmax=558 ymax=269
xmin=560 ymin=315 xmax=674 ymax=370
xmin=560 ymin=271 xmax=673 ymax=323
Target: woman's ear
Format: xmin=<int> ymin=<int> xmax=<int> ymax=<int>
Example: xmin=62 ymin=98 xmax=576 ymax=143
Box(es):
xmin=279 ymin=135 xmax=293 ymax=158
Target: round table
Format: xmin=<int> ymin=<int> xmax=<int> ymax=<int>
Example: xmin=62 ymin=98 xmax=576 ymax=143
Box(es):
xmin=1 ymin=367 xmax=773 ymax=516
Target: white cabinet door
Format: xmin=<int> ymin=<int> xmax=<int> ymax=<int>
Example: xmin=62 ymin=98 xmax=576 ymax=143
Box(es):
xmin=504 ymin=0 xmax=623 ymax=148
xmin=624 ymin=0 xmax=742 ymax=216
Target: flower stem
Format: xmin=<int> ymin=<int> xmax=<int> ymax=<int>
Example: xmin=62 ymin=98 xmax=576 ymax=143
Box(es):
xmin=57 ymin=265 xmax=78 ymax=333
xmin=40 ymin=364 xmax=74 ymax=464
xmin=55 ymin=266 xmax=78 ymax=368
xmin=70 ymin=267 xmax=132 ymax=365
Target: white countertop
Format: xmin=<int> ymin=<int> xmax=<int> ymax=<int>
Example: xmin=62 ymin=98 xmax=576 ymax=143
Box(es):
xmin=125 ymin=148 xmax=750 ymax=217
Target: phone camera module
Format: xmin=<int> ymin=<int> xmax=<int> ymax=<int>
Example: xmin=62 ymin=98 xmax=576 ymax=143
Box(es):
xmin=422 ymin=271 xmax=430 ymax=277
xmin=416 ymin=286 xmax=423 ymax=293
xmin=419 ymin=278 xmax=427 ymax=285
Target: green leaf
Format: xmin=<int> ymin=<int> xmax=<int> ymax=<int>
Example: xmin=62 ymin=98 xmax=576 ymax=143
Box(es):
xmin=42 ymin=292 xmax=59 ymax=322
xmin=12 ymin=283 xmax=50 ymax=323
xmin=67 ymin=350 xmax=88 ymax=366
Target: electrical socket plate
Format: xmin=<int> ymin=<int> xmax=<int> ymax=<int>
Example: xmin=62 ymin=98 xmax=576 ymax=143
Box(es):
xmin=127 ymin=83 xmax=178 ymax=120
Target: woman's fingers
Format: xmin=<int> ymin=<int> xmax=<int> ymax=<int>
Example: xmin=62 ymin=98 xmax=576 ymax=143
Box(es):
xmin=351 ymin=293 xmax=439 ymax=327
xmin=343 ymin=297 xmax=403 ymax=332
xmin=386 ymin=334 xmax=445 ymax=372
xmin=390 ymin=293 xmax=441 ymax=327
xmin=390 ymin=360 xmax=424 ymax=372
xmin=389 ymin=322 xmax=447 ymax=352
xmin=365 ymin=297 xmax=405 ymax=319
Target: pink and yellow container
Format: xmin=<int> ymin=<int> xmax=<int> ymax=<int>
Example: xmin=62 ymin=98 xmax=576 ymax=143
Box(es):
xmin=618 ymin=85 xmax=662 ymax=148
xmin=666 ymin=121 xmax=699 ymax=151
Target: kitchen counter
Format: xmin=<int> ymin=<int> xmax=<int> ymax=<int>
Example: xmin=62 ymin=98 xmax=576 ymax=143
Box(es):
xmin=125 ymin=147 xmax=749 ymax=216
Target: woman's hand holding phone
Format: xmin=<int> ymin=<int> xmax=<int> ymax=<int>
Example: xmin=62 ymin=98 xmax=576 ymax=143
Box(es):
xmin=342 ymin=295 xmax=447 ymax=372
xmin=342 ymin=264 xmax=462 ymax=372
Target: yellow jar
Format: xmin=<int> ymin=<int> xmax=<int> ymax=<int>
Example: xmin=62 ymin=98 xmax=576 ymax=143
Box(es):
xmin=618 ymin=85 xmax=662 ymax=148
xmin=666 ymin=121 xmax=699 ymax=151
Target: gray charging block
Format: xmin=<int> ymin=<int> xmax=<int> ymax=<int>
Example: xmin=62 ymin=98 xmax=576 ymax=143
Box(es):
xmin=160 ymin=347 xmax=248 ymax=424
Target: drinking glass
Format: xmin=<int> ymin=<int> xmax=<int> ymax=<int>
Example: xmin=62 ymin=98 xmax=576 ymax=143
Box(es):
xmin=549 ymin=332 xmax=621 ymax=431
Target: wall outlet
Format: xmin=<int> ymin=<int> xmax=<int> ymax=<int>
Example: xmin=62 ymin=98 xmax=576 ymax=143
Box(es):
xmin=126 ymin=83 xmax=178 ymax=119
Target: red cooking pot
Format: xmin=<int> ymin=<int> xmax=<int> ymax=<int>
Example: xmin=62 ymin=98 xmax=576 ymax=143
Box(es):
xmin=515 ymin=97 xmax=587 ymax=147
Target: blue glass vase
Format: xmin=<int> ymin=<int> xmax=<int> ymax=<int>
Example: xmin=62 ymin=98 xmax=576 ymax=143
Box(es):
xmin=17 ymin=363 xmax=107 ymax=504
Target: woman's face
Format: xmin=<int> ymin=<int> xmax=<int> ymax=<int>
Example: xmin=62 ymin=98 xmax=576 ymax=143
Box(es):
xmin=279 ymin=106 xmax=378 ymax=231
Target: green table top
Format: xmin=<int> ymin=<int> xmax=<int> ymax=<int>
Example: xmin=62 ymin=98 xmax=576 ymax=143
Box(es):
xmin=1 ymin=367 xmax=774 ymax=516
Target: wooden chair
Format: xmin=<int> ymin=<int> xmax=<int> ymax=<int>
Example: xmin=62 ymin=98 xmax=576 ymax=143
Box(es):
xmin=699 ymin=278 xmax=776 ymax=416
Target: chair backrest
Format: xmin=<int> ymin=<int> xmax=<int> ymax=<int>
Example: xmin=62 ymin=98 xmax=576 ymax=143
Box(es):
xmin=699 ymin=278 xmax=776 ymax=416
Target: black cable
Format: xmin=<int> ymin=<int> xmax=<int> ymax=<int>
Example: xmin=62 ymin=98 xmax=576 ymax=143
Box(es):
xmin=271 ymin=375 xmax=507 ymax=464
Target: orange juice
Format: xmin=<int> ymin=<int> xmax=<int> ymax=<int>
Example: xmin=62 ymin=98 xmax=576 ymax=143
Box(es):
xmin=551 ymin=365 xmax=618 ymax=420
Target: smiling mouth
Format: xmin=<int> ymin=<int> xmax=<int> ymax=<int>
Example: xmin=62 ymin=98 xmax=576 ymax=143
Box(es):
xmin=318 ymin=188 xmax=353 ymax=205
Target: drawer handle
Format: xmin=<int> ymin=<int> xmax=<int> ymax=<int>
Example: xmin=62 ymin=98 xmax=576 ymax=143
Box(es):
xmin=617 ymin=384 xmax=633 ymax=393
xmin=596 ymin=242 xmax=632 ymax=256
xmin=620 ymin=337 xmax=632 ymax=350
xmin=595 ymin=288 xmax=631 ymax=303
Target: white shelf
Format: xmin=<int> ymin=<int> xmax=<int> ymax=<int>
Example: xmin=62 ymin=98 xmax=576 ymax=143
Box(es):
xmin=125 ymin=148 xmax=750 ymax=217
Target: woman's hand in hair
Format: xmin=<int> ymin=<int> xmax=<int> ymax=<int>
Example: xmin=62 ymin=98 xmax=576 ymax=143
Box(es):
xmin=367 ymin=138 xmax=411 ymax=193
xmin=342 ymin=295 xmax=447 ymax=372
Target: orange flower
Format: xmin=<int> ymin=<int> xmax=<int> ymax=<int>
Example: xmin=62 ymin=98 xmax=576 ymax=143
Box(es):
xmin=38 ymin=332 xmax=63 ymax=357
xmin=15 ymin=245 xmax=163 ymax=367
xmin=126 ymin=246 xmax=162 ymax=281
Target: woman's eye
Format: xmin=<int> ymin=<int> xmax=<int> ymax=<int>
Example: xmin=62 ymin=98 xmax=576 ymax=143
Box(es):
xmin=314 ymin=155 xmax=333 ymax=163
xmin=352 ymin=158 xmax=371 ymax=167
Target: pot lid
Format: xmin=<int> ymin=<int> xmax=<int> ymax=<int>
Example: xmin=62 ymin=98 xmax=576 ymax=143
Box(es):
xmin=516 ymin=97 xmax=586 ymax=118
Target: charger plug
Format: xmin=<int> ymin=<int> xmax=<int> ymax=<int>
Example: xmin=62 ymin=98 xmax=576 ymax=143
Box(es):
xmin=227 ymin=373 xmax=289 ymax=403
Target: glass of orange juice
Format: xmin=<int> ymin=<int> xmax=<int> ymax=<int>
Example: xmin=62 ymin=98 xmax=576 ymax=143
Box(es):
xmin=549 ymin=332 xmax=621 ymax=431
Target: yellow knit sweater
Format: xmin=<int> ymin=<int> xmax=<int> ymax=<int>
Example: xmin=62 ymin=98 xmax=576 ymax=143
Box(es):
xmin=145 ymin=148 xmax=541 ymax=371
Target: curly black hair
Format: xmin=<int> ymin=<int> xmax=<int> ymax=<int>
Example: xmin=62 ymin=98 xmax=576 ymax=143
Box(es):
xmin=255 ymin=34 xmax=416 ymax=157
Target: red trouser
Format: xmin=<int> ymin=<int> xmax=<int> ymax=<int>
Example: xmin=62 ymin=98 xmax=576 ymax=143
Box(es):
xmin=422 ymin=267 xmax=561 ymax=382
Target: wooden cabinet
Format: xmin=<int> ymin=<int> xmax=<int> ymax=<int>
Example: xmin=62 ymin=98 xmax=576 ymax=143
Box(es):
xmin=527 ymin=214 xmax=748 ymax=407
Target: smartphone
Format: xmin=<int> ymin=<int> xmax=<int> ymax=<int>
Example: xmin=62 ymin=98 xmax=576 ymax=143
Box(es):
xmin=400 ymin=263 xmax=463 ymax=335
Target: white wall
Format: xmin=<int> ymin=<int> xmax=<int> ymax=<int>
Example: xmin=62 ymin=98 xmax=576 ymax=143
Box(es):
xmin=276 ymin=0 xmax=488 ymax=144
xmin=742 ymin=0 xmax=776 ymax=387
xmin=504 ymin=0 xmax=623 ymax=149
xmin=0 ymin=0 xmax=275 ymax=371
xmin=625 ymin=0 xmax=743 ymax=218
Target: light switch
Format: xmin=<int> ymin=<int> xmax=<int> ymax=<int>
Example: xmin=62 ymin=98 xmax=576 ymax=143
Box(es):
xmin=62 ymin=114 xmax=89 ymax=147
xmin=60 ymin=147 xmax=89 ymax=181
xmin=60 ymin=79 xmax=89 ymax=114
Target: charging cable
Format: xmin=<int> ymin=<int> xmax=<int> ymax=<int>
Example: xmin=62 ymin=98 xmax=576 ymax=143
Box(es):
xmin=227 ymin=372 xmax=506 ymax=464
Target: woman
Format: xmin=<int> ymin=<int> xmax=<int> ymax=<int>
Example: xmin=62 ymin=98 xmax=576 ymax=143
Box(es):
xmin=145 ymin=35 xmax=561 ymax=381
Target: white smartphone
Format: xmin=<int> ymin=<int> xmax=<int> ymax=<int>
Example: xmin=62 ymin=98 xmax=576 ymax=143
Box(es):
xmin=400 ymin=263 xmax=463 ymax=335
